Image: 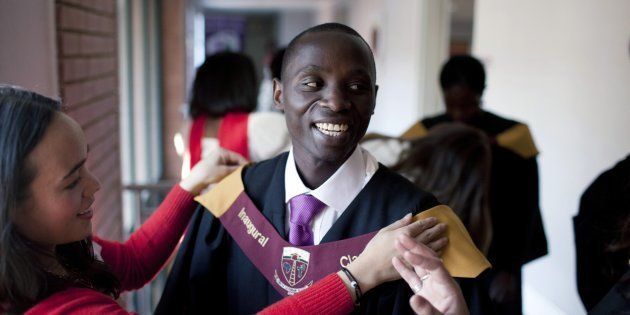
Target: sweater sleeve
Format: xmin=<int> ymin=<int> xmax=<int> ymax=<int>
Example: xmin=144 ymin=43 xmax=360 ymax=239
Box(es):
xmin=257 ymin=274 xmax=354 ymax=315
xmin=26 ymin=287 xmax=133 ymax=315
xmin=94 ymin=185 xmax=196 ymax=291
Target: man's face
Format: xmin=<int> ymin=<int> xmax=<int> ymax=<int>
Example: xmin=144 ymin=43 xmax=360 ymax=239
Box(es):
xmin=443 ymin=85 xmax=481 ymax=123
xmin=274 ymin=32 xmax=377 ymax=164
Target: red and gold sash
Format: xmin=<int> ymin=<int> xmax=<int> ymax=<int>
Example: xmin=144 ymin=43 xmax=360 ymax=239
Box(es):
xmin=195 ymin=167 xmax=491 ymax=297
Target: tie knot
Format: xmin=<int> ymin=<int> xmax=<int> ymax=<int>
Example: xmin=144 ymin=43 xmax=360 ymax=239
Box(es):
xmin=289 ymin=194 xmax=326 ymax=225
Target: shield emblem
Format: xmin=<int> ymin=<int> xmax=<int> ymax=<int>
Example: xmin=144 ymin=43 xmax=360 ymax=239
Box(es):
xmin=281 ymin=247 xmax=310 ymax=286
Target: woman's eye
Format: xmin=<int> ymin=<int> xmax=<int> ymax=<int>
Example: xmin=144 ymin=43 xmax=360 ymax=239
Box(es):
xmin=66 ymin=178 xmax=81 ymax=190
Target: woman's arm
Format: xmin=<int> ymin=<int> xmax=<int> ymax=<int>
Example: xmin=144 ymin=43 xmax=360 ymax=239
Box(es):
xmin=26 ymin=288 xmax=132 ymax=315
xmin=259 ymin=214 xmax=448 ymax=315
xmin=94 ymin=149 xmax=247 ymax=291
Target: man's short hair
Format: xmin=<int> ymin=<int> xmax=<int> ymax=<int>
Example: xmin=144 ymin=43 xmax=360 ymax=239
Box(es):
xmin=440 ymin=55 xmax=486 ymax=95
xmin=281 ymin=23 xmax=376 ymax=80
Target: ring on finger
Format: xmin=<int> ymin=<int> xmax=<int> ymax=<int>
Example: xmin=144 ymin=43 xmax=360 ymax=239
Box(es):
xmin=411 ymin=281 xmax=423 ymax=294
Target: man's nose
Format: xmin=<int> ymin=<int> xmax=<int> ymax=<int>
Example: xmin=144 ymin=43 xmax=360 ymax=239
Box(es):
xmin=320 ymin=86 xmax=349 ymax=112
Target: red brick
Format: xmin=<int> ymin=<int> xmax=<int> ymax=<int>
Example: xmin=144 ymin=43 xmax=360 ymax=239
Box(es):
xmin=60 ymin=33 xmax=80 ymax=55
xmin=83 ymin=111 xmax=117 ymax=141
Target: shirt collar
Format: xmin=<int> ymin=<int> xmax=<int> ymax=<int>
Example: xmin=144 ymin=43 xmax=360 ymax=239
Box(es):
xmin=284 ymin=146 xmax=369 ymax=211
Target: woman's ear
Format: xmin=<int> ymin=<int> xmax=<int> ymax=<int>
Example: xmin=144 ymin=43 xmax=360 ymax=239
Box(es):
xmin=273 ymin=78 xmax=284 ymax=112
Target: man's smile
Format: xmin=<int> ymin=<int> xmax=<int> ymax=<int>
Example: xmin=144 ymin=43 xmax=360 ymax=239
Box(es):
xmin=314 ymin=122 xmax=349 ymax=137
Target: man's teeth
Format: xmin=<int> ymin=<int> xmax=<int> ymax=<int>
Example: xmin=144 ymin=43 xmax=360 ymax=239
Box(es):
xmin=315 ymin=123 xmax=348 ymax=136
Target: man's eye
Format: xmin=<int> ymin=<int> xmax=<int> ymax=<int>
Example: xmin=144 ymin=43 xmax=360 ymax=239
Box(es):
xmin=349 ymin=83 xmax=367 ymax=91
xmin=305 ymin=82 xmax=319 ymax=88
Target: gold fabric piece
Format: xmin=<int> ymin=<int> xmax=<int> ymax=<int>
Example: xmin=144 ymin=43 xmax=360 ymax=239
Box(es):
xmin=414 ymin=205 xmax=491 ymax=277
xmin=495 ymin=123 xmax=539 ymax=159
xmin=195 ymin=166 xmax=245 ymax=218
xmin=195 ymin=166 xmax=491 ymax=278
xmin=401 ymin=122 xmax=428 ymax=140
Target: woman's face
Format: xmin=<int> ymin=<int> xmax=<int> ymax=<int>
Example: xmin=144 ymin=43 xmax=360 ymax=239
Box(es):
xmin=13 ymin=113 xmax=100 ymax=247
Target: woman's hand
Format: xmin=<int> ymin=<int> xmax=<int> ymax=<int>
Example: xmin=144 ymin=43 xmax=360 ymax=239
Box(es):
xmin=392 ymin=234 xmax=469 ymax=315
xmin=179 ymin=148 xmax=248 ymax=195
xmin=341 ymin=213 xmax=448 ymax=298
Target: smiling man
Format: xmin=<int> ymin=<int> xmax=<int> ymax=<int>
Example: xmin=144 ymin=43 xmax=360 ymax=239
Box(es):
xmin=156 ymin=23 xmax=450 ymax=314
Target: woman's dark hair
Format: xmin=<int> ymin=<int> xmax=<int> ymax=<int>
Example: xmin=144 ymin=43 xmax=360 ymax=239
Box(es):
xmin=394 ymin=123 xmax=493 ymax=253
xmin=189 ymin=52 xmax=258 ymax=118
xmin=440 ymin=55 xmax=486 ymax=95
xmin=0 ymin=86 xmax=119 ymax=313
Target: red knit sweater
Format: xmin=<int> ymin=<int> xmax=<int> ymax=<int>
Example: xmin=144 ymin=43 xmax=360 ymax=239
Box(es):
xmin=24 ymin=185 xmax=354 ymax=315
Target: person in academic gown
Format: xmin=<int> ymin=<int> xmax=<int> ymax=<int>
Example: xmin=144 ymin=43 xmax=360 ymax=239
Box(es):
xmin=402 ymin=55 xmax=548 ymax=315
xmin=574 ymin=154 xmax=630 ymax=311
xmin=156 ymin=23 xmax=447 ymax=314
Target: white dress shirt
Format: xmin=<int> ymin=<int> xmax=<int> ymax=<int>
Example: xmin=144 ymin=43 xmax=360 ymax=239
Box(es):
xmin=284 ymin=146 xmax=379 ymax=244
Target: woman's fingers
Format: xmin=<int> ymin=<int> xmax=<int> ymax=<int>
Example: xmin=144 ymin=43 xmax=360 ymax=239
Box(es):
xmin=382 ymin=213 xmax=413 ymax=232
xmin=400 ymin=233 xmax=440 ymax=258
xmin=426 ymin=237 xmax=449 ymax=254
xmin=404 ymin=217 xmax=439 ymax=237
xmin=416 ymin=223 xmax=446 ymax=246
xmin=218 ymin=149 xmax=248 ymax=165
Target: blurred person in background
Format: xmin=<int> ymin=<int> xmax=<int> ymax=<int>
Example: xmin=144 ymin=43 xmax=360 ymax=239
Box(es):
xmin=364 ymin=123 xmax=494 ymax=313
xmin=574 ymin=154 xmax=630 ymax=312
xmin=174 ymin=51 xmax=291 ymax=178
xmin=257 ymin=47 xmax=286 ymax=113
xmin=402 ymin=55 xmax=548 ymax=314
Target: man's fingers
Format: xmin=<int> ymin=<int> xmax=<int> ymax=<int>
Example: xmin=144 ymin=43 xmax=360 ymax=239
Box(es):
xmin=410 ymin=295 xmax=443 ymax=315
xmin=402 ymin=250 xmax=449 ymax=279
xmin=404 ymin=217 xmax=438 ymax=237
xmin=392 ymin=256 xmax=423 ymax=291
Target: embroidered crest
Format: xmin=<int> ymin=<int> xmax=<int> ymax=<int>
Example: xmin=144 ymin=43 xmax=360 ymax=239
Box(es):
xmin=280 ymin=247 xmax=310 ymax=286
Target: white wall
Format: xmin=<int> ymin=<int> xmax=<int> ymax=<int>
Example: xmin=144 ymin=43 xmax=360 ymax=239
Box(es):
xmin=345 ymin=0 xmax=450 ymax=135
xmin=0 ymin=0 xmax=57 ymax=97
xmin=277 ymin=10 xmax=315 ymax=46
xmin=473 ymin=0 xmax=630 ymax=313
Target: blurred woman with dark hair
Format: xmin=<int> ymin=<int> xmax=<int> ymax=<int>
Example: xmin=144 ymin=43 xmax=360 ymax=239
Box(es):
xmin=394 ymin=123 xmax=492 ymax=254
xmin=175 ymin=52 xmax=291 ymax=177
xmin=364 ymin=123 xmax=493 ymax=313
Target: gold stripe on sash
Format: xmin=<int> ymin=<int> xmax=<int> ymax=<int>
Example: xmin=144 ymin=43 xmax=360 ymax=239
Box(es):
xmin=414 ymin=205 xmax=491 ymax=278
xmin=195 ymin=166 xmax=245 ymax=218
xmin=496 ymin=123 xmax=539 ymax=159
xmin=401 ymin=122 xmax=428 ymax=140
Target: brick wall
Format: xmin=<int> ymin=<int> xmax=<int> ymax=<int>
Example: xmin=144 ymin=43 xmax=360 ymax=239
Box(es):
xmin=56 ymin=0 xmax=122 ymax=241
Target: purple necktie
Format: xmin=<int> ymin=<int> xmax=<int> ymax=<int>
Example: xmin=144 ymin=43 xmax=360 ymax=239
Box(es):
xmin=288 ymin=194 xmax=326 ymax=246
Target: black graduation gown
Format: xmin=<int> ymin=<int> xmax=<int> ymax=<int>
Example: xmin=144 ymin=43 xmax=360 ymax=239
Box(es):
xmin=155 ymin=152 xmax=439 ymax=314
xmin=574 ymin=154 xmax=630 ymax=311
xmin=588 ymin=269 xmax=630 ymax=314
xmin=419 ymin=111 xmax=549 ymax=315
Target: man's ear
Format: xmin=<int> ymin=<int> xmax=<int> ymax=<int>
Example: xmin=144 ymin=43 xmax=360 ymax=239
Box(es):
xmin=273 ymin=78 xmax=284 ymax=112
xmin=372 ymin=84 xmax=379 ymax=114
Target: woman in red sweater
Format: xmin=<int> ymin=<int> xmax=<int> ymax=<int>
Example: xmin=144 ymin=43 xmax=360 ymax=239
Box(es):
xmin=0 ymin=86 xmax=452 ymax=314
